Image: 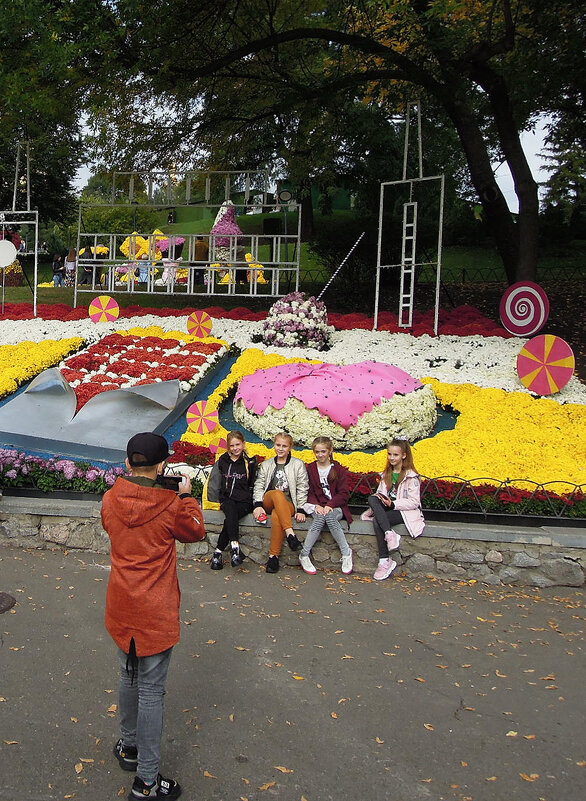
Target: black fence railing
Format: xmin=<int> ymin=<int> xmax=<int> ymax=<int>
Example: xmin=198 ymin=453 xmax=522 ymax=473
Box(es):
xmin=347 ymin=473 xmax=586 ymax=521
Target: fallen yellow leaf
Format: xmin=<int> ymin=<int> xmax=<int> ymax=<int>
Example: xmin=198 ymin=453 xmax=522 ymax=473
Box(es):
xmin=118 ymin=788 xmax=126 ymax=796
xmin=506 ymin=731 xmax=518 ymax=737
xmin=341 ymin=655 xmax=354 ymax=659
xmin=75 ymin=763 xmax=83 ymax=774
xmin=229 ymin=714 xmax=235 ymax=722
xmin=331 ymin=712 xmax=338 ymax=719
xmin=415 ymin=677 xmax=426 ymax=683
xmin=524 ymin=735 xmax=536 ymax=740
xmin=70 ymin=717 xmax=78 ymax=723
xmin=375 ymin=737 xmax=384 ymax=744
xmin=259 ymin=781 xmax=276 ymax=790
xmin=203 ymin=770 xmax=217 ymax=779
xmin=495 ymin=670 xmax=508 ymax=678
xmin=107 ymin=704 xmax=117 ymax=713
xmin=206 ymin=640 xmax=216 ymax=644
xmin=79 ymin=758 xmax=94 ymax=763
xmin=485 ymin=776 xmax=498 ymax=781
xmin=424 ymin=723 xmax=434 ymax=731
xmin=293 ymin=675 xmax=305 ymax=680
xmin=274 ymin=766 xmax=293 ymax=773
xmin=520 ymin=773 xmax=539 ymax=782
xmin=3 ymin=740 xmax=18 ymax=745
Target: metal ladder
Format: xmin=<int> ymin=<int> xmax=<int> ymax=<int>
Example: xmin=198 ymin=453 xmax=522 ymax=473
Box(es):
xmin=399 ymin=201 xmax=417 ymax=327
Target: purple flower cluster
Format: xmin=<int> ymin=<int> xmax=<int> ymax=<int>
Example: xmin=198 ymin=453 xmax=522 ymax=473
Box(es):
xmin=0 ymin=447 xmax=126 ymax=493
xmin=261 ymin=292 xmax=333 ymax=351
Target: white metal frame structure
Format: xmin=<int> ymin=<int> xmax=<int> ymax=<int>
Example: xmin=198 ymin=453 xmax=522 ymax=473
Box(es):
xmin=374 ymin=101 xmax=445 ymax=335
xmin=0 ymin=209 xmax=39 ymax=316
xmin=374 ymin=176 xmax=444 ymax=335
xmin=75 ymin=170 xmax=302 ymax=305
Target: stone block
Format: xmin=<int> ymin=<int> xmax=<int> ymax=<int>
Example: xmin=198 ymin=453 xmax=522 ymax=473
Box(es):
xmin=529 ymin=572 xmax=555 ymax=588
xmin=240 ymin=534 xmax=263 ymax=551
xmin=436 ymin=561 xmax=466 ymax=577
xmin=463 ymin=564 xmax=494 ymax=579
xmin=40 ymin=523 xmax=69 ymax=545
xmin=182 ymin=541 xmax=210 ymax=557
xmin=540 ymin=558 xmax=584 ymax=587
xmin=406 ymin=553 xmax=435 ymax=573
xmin=311 ymin=546 xmax=330 ymax=563
xmin=499 ymin=566 xmax=522 ymax=584
xmin=510 ymin=552 xmax=541 ymax=568
xmin=449 ymin=550 xmax=485 ymax=564
xmin=485 ymin=550 xmax=503 ymax=563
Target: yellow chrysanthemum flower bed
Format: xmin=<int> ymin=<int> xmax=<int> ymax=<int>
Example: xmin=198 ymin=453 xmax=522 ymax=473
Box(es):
xmin=0 ymin=338 xmax=84 ymax=399
xmin=416 ymin=379 xmax=585 ymax=490
xmin=181 ymin=349 xmax=585 ymax=490
xmin=118 ymin=325 xmax=227 ymax=346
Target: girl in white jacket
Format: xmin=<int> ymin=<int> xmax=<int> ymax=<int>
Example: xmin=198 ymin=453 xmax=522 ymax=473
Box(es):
xmin=364 ymin=438 xmax=425 ymax=580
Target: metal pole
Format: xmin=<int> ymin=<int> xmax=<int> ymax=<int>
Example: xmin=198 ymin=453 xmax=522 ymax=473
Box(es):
xmin=33 ymin=212 xmax=38 ymax=317
xmin=373 ymin=182 xmax=385 ymax=330
xmin=434 ymin=175 xmax=445 ymax=336
xmin=26 ymin=141 xmax=31 ymax=211
xmin=12 ymin=142 xmax=21 ymax=212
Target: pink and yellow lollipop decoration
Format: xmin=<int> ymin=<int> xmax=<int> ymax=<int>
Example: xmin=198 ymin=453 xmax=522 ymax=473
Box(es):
xmin=517 ymin=334 xmax=575 ymax=395
xmin=187 ymin=310 xmax=213 ymax=338
xmin=89 ymin=295 xmax=120 ymax=323
xmin=186 ymin=400 xmax=219 ymax=434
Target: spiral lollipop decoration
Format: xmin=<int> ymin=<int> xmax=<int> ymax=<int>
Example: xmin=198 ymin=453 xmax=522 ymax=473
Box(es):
xmin=499 ymin=282 xmax=549 ymax=337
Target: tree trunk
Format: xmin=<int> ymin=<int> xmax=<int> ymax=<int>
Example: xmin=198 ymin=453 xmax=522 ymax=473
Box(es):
xmin=300 ymin=184 xmax=314 ymax=241
xmin=443 ymin=91 xmax=520 ymax=284
xmin=473 ymin=67 xmax=539 ymax=282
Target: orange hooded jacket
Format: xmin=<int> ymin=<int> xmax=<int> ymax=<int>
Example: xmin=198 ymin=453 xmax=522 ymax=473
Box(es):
xmin=101 ymin=477 xmax=205 ymax=656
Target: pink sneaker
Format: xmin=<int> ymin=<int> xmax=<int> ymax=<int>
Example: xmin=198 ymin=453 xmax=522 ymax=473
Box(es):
xmin=385 ymin=530 xmax=401 ymax=550
xmin=373 ymin=558 xmax=397 ymax=581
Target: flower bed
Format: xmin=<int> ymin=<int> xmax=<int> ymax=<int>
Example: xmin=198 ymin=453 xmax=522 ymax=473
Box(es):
xmin=59 ymin=329 xmax=226 ymax=411
xmin=0 ymin=302 xmax=584 ymax=519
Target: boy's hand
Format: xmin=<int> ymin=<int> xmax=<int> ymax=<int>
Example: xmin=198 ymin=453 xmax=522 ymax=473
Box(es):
xmin=178 ymin=474 xmax=192 ymax=494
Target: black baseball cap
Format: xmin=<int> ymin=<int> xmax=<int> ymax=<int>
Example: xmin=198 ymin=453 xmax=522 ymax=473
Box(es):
xmin=126 ymin=432 xmax=173 ymax=467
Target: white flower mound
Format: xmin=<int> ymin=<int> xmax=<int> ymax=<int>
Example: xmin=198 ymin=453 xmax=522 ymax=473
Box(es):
xmin=234 ymin=383 xmax=437 ymax=450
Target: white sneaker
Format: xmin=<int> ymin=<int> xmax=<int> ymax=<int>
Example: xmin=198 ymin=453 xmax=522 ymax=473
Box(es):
xmin=341 ymin=552 xmax=353 ymax=575
xmin=299 ymin=554 xmax=317 ymax=575
xmin=373 ymin=558 xmax=397 ymax=581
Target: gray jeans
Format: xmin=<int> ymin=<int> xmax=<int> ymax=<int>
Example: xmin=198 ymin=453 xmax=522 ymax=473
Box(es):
xmin=118 ymin=646 xmax=173 ymax=784
xmin=301 ymin=507 xmax=351 ymax=557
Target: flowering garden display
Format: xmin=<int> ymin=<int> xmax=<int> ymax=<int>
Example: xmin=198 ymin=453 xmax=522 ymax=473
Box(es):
xmin=0 ymin=301 xmax=583 ymax=518
xmin=255 ymin=291 xmax=333 ymax=349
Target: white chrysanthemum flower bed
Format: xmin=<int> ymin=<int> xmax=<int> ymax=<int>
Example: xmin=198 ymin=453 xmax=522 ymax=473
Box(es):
xmin=234 ymin=383 xmax=437 ymax=449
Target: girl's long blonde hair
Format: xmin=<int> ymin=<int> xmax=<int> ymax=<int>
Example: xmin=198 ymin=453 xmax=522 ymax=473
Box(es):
xmin=382 ymin=438 xmax=417 ymax=490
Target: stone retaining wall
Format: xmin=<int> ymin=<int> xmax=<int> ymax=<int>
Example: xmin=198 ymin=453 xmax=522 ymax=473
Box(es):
xmin=0 ymin=496 xmax=584 ymax=587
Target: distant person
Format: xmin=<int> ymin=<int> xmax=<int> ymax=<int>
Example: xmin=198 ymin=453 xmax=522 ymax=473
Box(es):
xmin=193 ymin=236 xmax=209 ymax=284
xmin=52 ymin=254 xmax=65 ymax=287
xmin=64 ymin=248 xmax=77 ymax=286
xmin=363 ymin=438 xmax=426 ymax=581
xmin=101 ymin=432 xmax=205 ymax=800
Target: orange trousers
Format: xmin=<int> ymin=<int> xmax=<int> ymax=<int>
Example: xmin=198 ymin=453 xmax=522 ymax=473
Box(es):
xmin=262 ymin=490 xmax=295 ymax=557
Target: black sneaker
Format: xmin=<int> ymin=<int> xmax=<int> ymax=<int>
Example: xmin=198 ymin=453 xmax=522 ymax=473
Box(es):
xmin=129 ymin=773 xmax=181 ymax=799
xmin=231 ymin=547 xmax=245 ymax=567
xmin=113 ymin=738 xmax=138 ymax=772
xmin=210 ymin=552 xmax=223 ymax=570
xmin=266 ymin=555 xmax=280 ymax=573
xmin=286 ymin=533 xmax=302 ymax=552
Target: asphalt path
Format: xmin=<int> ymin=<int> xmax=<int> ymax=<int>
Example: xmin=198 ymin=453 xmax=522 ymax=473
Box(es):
xmin=0 ymin=545 xmax=584 ymax=801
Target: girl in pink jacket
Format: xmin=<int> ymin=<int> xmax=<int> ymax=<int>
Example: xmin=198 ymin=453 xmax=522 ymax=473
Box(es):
xmin=363 ymin=438 xmax=425 ymax=581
